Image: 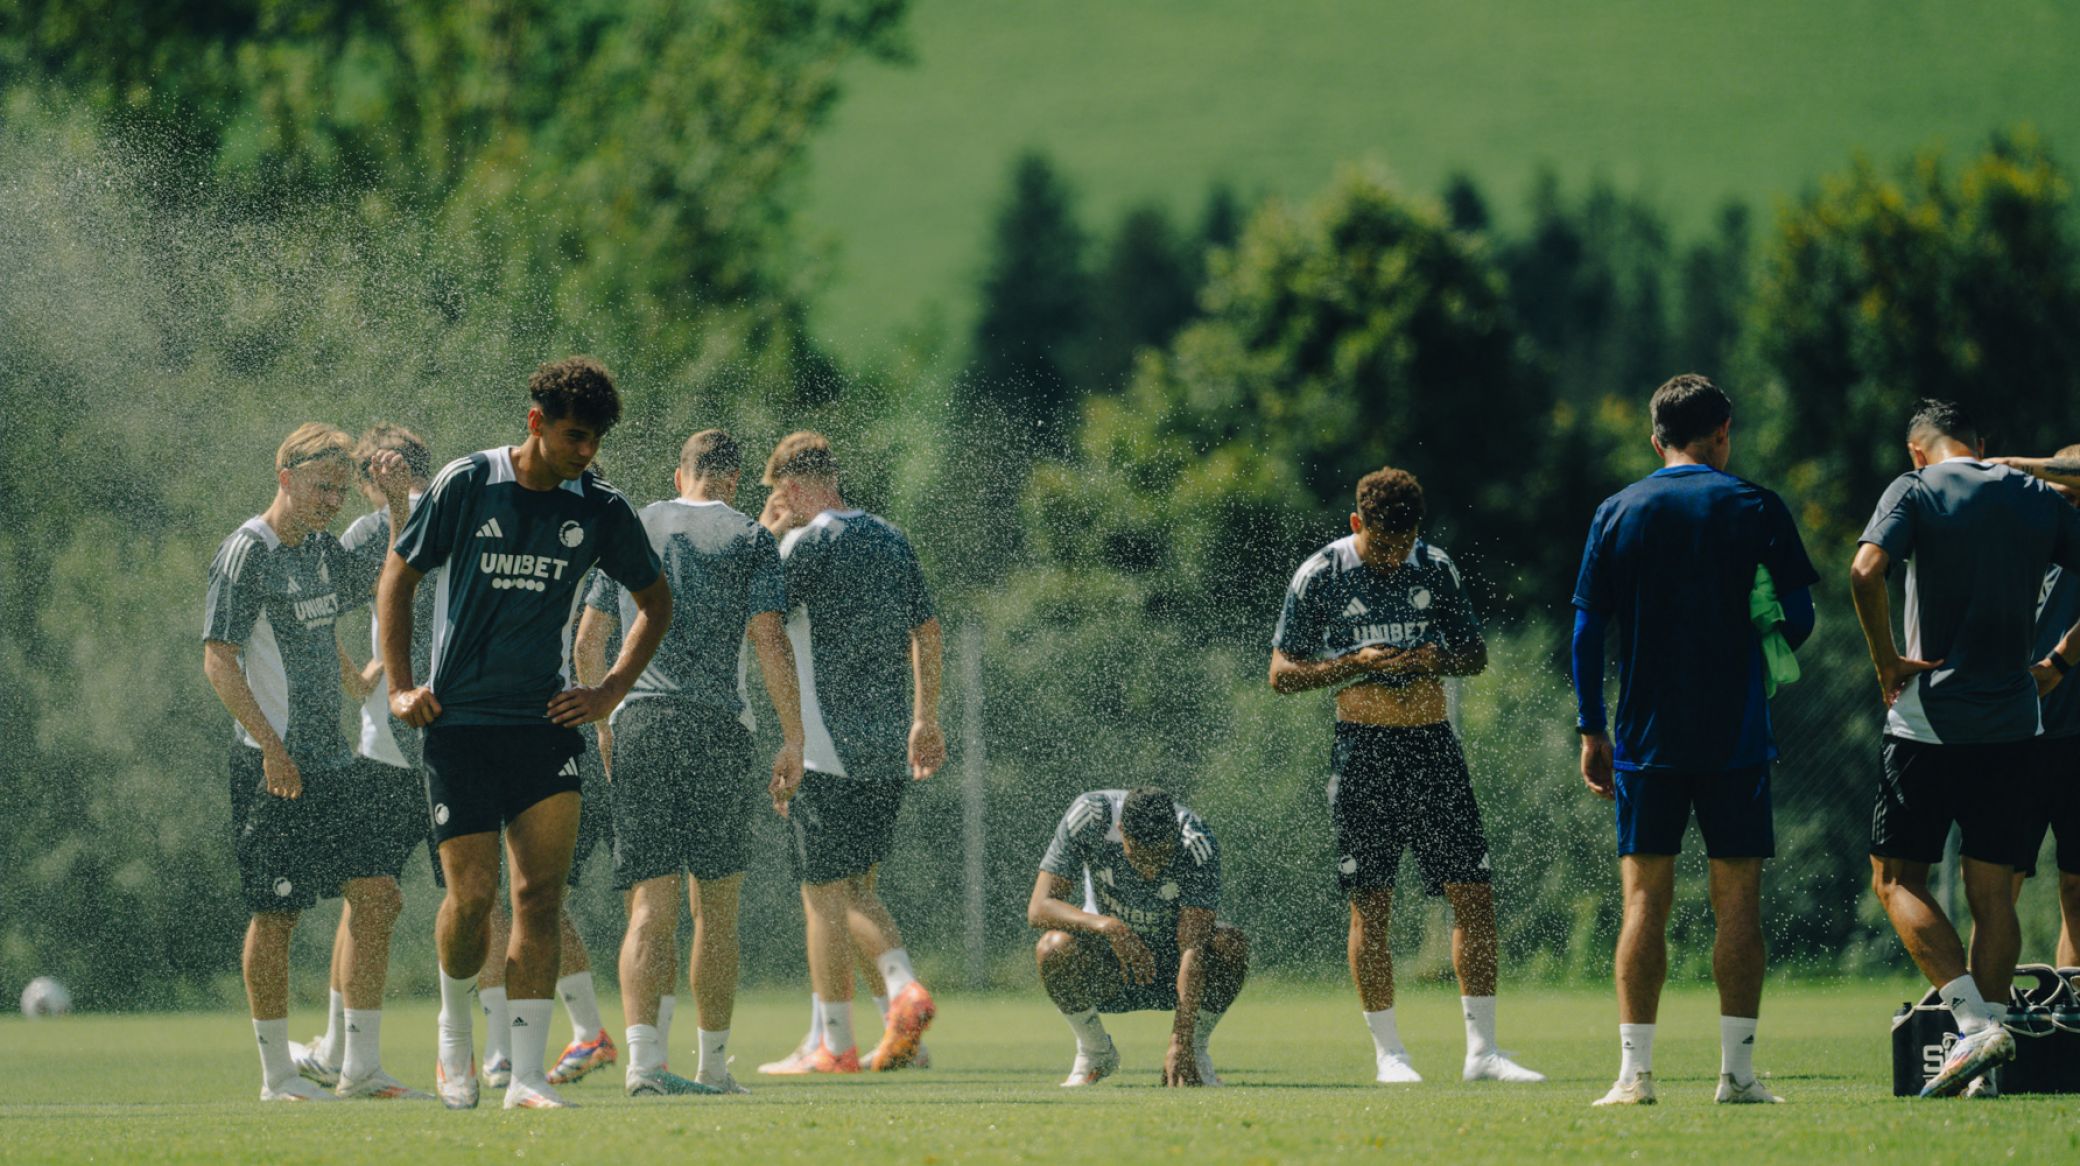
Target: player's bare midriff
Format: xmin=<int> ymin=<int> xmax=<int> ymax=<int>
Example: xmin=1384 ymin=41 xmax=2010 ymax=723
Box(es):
xmin=1336 ymin=675 xmax=1447 ymax=727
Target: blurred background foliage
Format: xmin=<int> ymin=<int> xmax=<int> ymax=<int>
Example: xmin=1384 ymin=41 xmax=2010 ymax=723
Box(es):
xmin=4 ymin=2 xmax=2079 ymax=1009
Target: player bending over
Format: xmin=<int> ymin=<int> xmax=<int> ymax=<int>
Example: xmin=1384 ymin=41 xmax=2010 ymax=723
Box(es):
xmin=1270 ymin=467 xmax=1543 ymax=1086
xmin=1572 ymin=376 xmax=1817 ymax=1106
xmin=1028 ymin=788 xmax=1247 ymax=1087
xmin=576 ymin=428 xmax=806 ymax=1096
xmin=202 ymin=424 xmax=413 ymax=1101
xmin=379 ymin=357 xmax=669 ymax=1110
xmin=1852 ymin=400 xmax=2080 ymax=1098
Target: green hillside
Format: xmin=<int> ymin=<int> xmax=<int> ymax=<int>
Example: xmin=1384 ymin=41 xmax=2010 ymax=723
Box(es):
xmin=800 ymin=0 xmax=2080 ymax=363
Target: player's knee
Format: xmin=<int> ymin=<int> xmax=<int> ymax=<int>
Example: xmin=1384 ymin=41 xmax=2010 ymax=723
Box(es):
xmin=510 ymin=879 xmax=562 ymax=924
xmin=1035 ymin=930 xmax=1079 ymax=967
xmin=345 ymin=878 xmax=404 ymax=926
xmin=1211 ymin=926 xmax=1250 ymax=969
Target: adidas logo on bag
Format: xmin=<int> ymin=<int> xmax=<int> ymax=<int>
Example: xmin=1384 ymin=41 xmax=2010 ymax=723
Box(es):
xmin=476 ymin=518 xmax=505 ymax=539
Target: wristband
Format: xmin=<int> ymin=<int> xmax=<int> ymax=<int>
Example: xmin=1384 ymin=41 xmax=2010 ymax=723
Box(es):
xmin=2055 ymin=653 xmax=2074 ymax=677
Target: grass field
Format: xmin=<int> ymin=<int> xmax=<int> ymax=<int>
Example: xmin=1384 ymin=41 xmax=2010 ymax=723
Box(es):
xmin=800 ymin=0 xmax=2080 ymax=363
xmin=6 ymin=980 xmax=2076 ymax=1164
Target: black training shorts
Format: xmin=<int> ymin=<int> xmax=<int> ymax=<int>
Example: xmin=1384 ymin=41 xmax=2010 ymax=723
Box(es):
xmin=422 ymin=723 xmax=585 ymax=845
xmin=609 ymin=701 xmax=757 ymax=888
xmin=2017 ymin=733 xmax=2080 ymax=878
xmin=1872 ymin=734 xmax=2034 ymax=867
xmin=337 ymin=758 xmax=438 ymax=883
xmin=567 ymin=726 xmax=611 ymax=888
xmin=787 ymin=770 xmax=905 ymax=886
xmin=1328 ymin=721 xmax=1493 ymax=896
xmin=230 ymin=746 xmax=351 ymax=914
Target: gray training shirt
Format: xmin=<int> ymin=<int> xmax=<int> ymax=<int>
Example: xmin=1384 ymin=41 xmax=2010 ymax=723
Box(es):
xmin=1039 ymin=790 xmax=1220 ymax=948
xmin=1859 ymin=457 xmax=2080 ymax=744
xmin=1271 ymin=535 xmax=1483 ymax=690
xmin=392 ymin=447 xmax=661 ymax=727
xmin=204 ymin=517 xmax=384 ymax=772
xmin=585 ymin=498 xmax=787 ymax=729
xmin=779 ymin=509 xmax=935 ymax=781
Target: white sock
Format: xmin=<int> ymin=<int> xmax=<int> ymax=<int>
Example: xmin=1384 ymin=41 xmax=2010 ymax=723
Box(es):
xmin=1619 ymin=1023 xmax=1655 ymax=1080
xmin=657 ymin=995 xmax=677 ymax=1050
xmin=510 ymin=998 xmax=554 ymax=1085
xmin=803 ymin=994 xmax=824 ymax=1052
xmin=557 ymin=972 xmax=605 ymax=1043
xmin=480 ymin=986 xmax=510 ymax=1064
xmin=697 ymin=1028 xmax=730 ymax=1080
xmin=871 ymin=993 xmax=891 ymax=1028
xmin=317 ymin=989 xmax=345 ymax=1064
xmin=1462 ymin=996 xmax=1498 ymax=1058
xmin=1364 ymin=1007 xmax=1407 ymax=1059
xmin=1194 ymin=1009 xmax=1224 ymax=1056
xmin=626 ymin=1024 xmax=663 ymax=1073
xmin=341 ymin=1008 xmax=382 ymax=1081
xmin=877 ymin=948 xmax=919 ymax=998
xmin=255 ymin=1017 xmax=293 ymax=1089
xmin=1062 ymin=1007 xmax=1110 ymax=1056
xmin=1720 ymin=1015 xmax=1757 ymax=1083
xmin=821 ymin=999 xmax=856 ymax=1054
xmin=1940 ymin=974 xmax=1994 ymax=1035
xmin=438 ymin=970 xmax=475 ymax=1074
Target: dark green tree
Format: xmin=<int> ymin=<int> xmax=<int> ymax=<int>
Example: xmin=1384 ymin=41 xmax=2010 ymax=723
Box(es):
xmin=969 ymin=150 xmax=1091 ymax=444
xmin=1756 ymin=129 xmax=2080 ymax=551
xmin=1083 ymin=203 xmax=1198 ymax=392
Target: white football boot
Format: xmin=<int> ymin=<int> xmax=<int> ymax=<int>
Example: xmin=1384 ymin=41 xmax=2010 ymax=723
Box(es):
xmin=289 ymin=1039 xmax=341 ymax=1088
xmin=1374 ymin=1051 xmax=1422 ymax=1084
xmin=337 ymin=1068 xmax=436 ymax=1101
xmin=505 ymin=1072 xmax=576 ymax=1110
xmin=1061 ymin=1038 xmax=1120 ymax=1087
xmin=261 ymin=1076 xmax=340 ymax=1102
xmin=1464 ymin=1051 xmax=1547 ymax=1082
xmin=1593 ymin=1071 xmax=1657 ymax=1106
xmin=435 ymin=1057 xmax=480 ymax=1110
xmin=1716 ymin=1073 xmax=1785 ymax=1103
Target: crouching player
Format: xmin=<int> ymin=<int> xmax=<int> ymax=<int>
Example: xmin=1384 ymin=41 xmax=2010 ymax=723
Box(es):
xmin=1026 ymin=788 xmax=1248 ymax=1087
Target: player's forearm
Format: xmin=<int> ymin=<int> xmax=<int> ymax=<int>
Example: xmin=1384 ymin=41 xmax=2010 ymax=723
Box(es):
xmin=1172 ymin=949 xmax=1206 ymax=1040
xmin=1026 ymin=893 xmax=1110 ymax=935
xmin=1848 ymin=561 xmax=1901 ymax=670
xmin=2053 ymin=615 xmax=2080 ymax=668
xmin=376 ymin=554 xmax=421 ymax=692
xmin=750 ymin=615 xmax=806 ymax=746
xmin=910 ymin=617 xmax=942 ymax=724
xmin=204 ymin=646 xmax=285 ymax=754
xmin=573 ymin=609 xmax=613 ymax=689
xmin=1269 ymin=652 xmax=1364 ymax=694
xmin=1569 ymin=607 xmax=1608 ymax=732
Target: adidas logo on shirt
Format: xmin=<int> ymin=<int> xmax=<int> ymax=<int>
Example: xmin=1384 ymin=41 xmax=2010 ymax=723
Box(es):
xmin=476 ymin=518 xmax=505 ymax=539
xmin=1343 ymin=598 xmax=1369 ymax=618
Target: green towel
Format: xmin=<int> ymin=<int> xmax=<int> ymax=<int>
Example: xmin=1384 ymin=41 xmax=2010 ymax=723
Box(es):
xmin=1750 ymin=565 xmax=1801 ymax=698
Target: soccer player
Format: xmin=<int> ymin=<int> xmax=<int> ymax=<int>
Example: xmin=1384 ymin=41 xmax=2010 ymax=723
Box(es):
xmin=203 ymin=423 xmax=410 ymax=1102
xmin=1852 ymin=401 xmax=2080 ymax=1097
xmin=574 ymin=428 xmax=806 ymax=1096
xmin=378 ymin=357 xmax=670 ymax=1110
xmin=755 ymin=431 xmax=946 ymax=1075
xmin=2015 ymin=445 xmax=2080 ymax=969
xmin=1270 ymin=466 xmax=1543 ymax=1087
xmin=284 ymin=424 xmax=441 ymax=1100
xmin=1028 ymin=788 xmax=1247 ymax=1087
xmin=1571 ymin=375 xmax=1817 ymax=1106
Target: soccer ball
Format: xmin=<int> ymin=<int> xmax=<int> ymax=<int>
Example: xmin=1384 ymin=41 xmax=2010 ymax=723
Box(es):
xmin=20 ymin=976 xmax=73 ymax=1019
